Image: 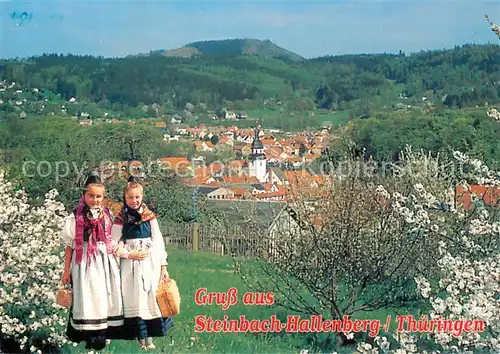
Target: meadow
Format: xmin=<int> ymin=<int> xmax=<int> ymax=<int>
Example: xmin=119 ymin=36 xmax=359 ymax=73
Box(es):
xmin=61 ymin=248 xmax=422 ymax=354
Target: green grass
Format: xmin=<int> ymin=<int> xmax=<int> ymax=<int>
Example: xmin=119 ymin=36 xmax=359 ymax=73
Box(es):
xmin=61 ymin=248 xmax=422 ymax=354
xmin=315 ymin=111 xmax=351 ymax=126
xmin=248 ymin=108 xmax=282 ymax=118
xmin=62 ymin=248 xmax=309 ymax=353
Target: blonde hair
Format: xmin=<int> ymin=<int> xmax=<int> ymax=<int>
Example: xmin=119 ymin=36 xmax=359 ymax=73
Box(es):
xmin=124 ymin=181 xmax=143 ymax=195
xmin=124 ymin=175 xmax=144 ymax=196
xmin=85 ymin=183 xmax=105 ymax=193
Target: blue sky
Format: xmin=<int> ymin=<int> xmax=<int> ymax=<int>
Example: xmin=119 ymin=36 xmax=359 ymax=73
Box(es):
xmin=0 ymin=0 xmax=499 ymax=59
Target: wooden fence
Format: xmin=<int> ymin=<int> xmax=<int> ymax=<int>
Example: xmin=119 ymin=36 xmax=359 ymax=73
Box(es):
xmin=160 ymin=221 xmax=269 ymax=258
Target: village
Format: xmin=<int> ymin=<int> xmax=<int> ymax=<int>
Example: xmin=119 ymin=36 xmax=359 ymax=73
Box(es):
xmin=2 ymin=17 xmax=500 ymax=354
xmin=128 ymin=121 xmax=332 ymax=203
xmin=0 ymin=80 xmax=334 ymax=204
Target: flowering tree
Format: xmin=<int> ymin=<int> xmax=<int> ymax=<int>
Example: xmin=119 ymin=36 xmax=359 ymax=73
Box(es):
xmin=485 ymin=14 xmax=500 ymax=39
xmin=486 ymin=13 xmax=500 ymax=126
xmin=232 ymin=142 xmax=499 ymax=350
xmin=356 ymin=150 xmax=499 ymax=353
xmin=233 ymin=145 xmax=471 ymax=345
xmin=359 ymin=18 xmax=500 ymax=353
xmin=355 ymin=28 xmax=500 ymax=349
xmin=0 ymin=170 xmax=69 ymax=353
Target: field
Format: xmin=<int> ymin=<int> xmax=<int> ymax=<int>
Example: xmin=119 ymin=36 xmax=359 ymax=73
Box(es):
xmin=314 ymin=111 xmax=351 ymax=127
xmin=247 ymin=108 xmax=283 ymax=119
xmin=62 ymin=248 xmax=421 ymax=354
xmin=63 ymin=248 xmax=306 ymax=353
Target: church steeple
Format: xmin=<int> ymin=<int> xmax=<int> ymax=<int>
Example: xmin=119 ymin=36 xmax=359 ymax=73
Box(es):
xmin=249 ymin=125 xmax=267 ymax=183
xmin=251 ymin=126 xmax=263 ymax=151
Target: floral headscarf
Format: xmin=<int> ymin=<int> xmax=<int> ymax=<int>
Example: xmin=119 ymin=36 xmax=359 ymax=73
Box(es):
xmin=74 ymin=197 xmax=113 ymax=265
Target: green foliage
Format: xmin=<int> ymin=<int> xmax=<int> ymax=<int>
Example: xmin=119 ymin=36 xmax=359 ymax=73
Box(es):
xmin=59 ymin=247 xmax=416 ymax=353
xmin=181 ymin=38 xmax=305 ymax=62
xmin=0 ymin=116 xmax=196 ymax=220
xmin=1 ymin=44 xmax=499 ymax=123
xmin=144 ymin=174 xmax=197 ymax=223
xmin=345 ymin=109 xmax=500 ymax=168
xmin=310 ymin=44 xmax=500 ymax=112
xmin=174 ymin=38 xmax=304 ymax=62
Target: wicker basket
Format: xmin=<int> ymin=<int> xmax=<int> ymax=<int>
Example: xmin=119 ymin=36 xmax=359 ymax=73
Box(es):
xmin=56 ymin=285 xmax=72 ymax=309
xmin=156 ymin=278 xmax=180 ymax=318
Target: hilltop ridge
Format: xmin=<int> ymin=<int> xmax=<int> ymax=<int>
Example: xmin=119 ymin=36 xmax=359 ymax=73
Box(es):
xmin=157 ymin=38 xmax=305 ymax=62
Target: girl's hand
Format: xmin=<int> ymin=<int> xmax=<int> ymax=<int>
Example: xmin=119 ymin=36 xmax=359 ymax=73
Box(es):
xmin=161 ymin=266 xmax=170 ymax=282
xmin=128 ymin=249 xmax=148 ymax=260
xmin=61 ymin=270 xmax=70 ymax=285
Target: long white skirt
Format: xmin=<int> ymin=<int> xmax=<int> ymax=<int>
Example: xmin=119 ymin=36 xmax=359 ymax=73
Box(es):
xmin=70 ymin=242 xmax=124 ymax=331
xmin=121 ymin=237 xmax=162 ymax=320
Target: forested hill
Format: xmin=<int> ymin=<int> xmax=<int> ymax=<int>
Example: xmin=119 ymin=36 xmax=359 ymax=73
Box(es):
xmin=0 ymin=43 xmax=499 ymax=119
xmin=161 ymin=39 xmax=305 ymax=62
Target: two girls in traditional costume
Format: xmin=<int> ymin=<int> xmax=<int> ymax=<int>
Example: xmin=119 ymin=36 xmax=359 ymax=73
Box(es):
xmin=111 ymin=176 xmax=174 ymax=350
xmin=60 ymin=172 xmax=124 ymax=350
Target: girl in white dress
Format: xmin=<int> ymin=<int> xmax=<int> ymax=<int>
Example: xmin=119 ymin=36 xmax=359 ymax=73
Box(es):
xmin=60 ymin=172 xmax=124 ymax=350
xmin=112 ymin=176 xmax=173 ymax=350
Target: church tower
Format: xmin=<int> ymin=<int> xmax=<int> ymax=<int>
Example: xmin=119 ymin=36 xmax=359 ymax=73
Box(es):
xmin=249 ymin=126 xmax=267 ymax=183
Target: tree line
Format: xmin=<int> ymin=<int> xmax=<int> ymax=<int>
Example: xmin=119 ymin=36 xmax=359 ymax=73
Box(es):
xmin=1 ymin=44 xmax=499 ymax=118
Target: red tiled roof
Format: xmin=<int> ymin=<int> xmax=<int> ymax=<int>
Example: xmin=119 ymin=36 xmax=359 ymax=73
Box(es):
xmin=456 ymin=184 xmax=500 ymax=210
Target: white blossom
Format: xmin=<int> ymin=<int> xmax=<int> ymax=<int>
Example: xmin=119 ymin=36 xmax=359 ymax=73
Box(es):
xmin=358 ymin=149 xmax=500 ymax=353
xmin=0 ymin=170 xmax=69 ymax=351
